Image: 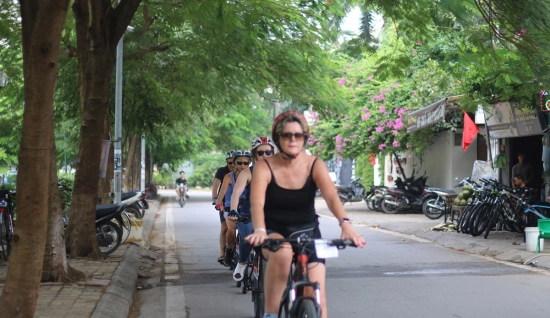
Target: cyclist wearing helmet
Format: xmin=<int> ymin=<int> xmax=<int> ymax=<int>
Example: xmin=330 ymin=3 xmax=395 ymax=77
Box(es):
xmin=212 ymin=150 xmax=235 ymax=265
xmin=229 ymin=136 xmax=276 ymax=281
xmin=216 ymin=149 xmax=252 ymax=266
xmin=246 ymin=110 xmax=365 ymax=318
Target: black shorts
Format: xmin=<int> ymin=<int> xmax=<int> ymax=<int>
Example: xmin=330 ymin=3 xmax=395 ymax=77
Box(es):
xmin=219 ymin=210 xmax=225 ymax=223
xmin=266 ymin=221 xmax=324 ymax=264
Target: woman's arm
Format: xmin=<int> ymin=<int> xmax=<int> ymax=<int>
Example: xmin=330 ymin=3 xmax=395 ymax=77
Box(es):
xmin=313 ymin=158 xmax=366 ymax=247
xmin=215 ymin=174 xmax=232 ymax=207
xmin=246 ymin=160 xmax=271 ymax=244
xmin=231 ymin=169 xmax=251 ymax=211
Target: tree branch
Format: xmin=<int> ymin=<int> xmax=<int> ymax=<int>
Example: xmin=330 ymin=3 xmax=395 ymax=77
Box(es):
xmin=137 ymin=5 xmax=156 ymax=35
xmin=124 ymin=44 xmax=170 ymax=60
xmin=109 ymin=0 xmax=142 ymax=49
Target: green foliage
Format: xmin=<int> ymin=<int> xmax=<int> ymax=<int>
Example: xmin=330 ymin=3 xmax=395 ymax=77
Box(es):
xmin=58 ymin=173 xmax=74 ymax=208
xmin=187 ymin=153 xmax=226 ymax=188
xmin=355 ymin=153 xmax=375 ymax=187
xmin=154 ymin=169 xmax=176 ymax=188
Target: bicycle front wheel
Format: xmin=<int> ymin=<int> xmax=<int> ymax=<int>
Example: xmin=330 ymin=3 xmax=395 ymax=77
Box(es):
xmin=296 ymin=299 xmax=319 ymax=318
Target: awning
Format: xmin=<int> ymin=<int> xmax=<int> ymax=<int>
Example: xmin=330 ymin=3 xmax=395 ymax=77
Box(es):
xmin=406 ymin=99 xmax=446 ymax=133
xmin=406 ymin=95 xmax=464 ymax=133
xmin=484 ymin=102 xmax=546 ymax=138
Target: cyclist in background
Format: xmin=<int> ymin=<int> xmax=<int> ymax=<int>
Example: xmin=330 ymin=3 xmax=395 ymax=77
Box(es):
xmin=212 ymin=151 xmax=235 ymax=265
xmin=216 ymin=150 xmax=252 ymax=266
xmin=175 ymin=171 xmax=188 ymax=202
xmin=230 ymin=136 xmax=276 ymax=281
xmin=246 ymin=111 xmax=365 ymax=318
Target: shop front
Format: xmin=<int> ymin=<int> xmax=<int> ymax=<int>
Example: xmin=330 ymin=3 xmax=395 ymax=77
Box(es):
xmin=484 ymin=101 xmax=548 ymax=198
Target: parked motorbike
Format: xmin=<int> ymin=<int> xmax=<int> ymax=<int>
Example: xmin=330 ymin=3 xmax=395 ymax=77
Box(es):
xmin=145 ymin=183 xmax=158 ymax=199
xmin=335 ymin=178 xmax=367 ymax=205
xmin=422 ymin=187 xmax=456 ymax=219
xmin=365 ymin=185 xmax=388 ymax=212
xmin=119 ymin=191 xmax=148 ymax=219
xmin=381 ymin=175 xmax=428 ymax=214
xmin=63 ymin=202 xmax=127 ymax=255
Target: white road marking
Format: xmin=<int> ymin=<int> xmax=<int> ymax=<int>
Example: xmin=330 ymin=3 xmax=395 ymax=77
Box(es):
xmin=166 ymin=286 xmax=186 ymax=318
xmin=164 ymin=204 xmax=187 ymax=316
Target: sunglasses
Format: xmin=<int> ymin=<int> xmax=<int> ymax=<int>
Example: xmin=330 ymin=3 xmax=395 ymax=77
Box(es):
xmin=257 ymin=150 xmax=273 ymax=156
xmin=236 ymin=161 xmax=250 ymax=166
xmin=227 ymin=161 xmax=235 ymax=165
xmin=280 ymin=132 xmax=306 ymax=141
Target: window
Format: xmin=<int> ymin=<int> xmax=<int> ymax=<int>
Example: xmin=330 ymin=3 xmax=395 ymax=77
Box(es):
xmin=455 ymin=133 xmax=463 ymax=146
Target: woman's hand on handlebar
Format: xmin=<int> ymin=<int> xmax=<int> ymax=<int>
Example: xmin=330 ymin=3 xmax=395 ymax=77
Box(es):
xmin=245 ymin=229 xmax=268 ymax=245
xmin=340 ymin=223 xmax=366 ymax=248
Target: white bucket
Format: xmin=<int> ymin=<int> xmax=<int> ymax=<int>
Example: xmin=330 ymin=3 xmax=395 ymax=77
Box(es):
xmin=525 ymin=227 xmax=544 ymax=252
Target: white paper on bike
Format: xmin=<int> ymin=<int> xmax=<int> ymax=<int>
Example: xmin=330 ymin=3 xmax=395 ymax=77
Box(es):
xmin=314 ymin=240 xmax=339 ymax=258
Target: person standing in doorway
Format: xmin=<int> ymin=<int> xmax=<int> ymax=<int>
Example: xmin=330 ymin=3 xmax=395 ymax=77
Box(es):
xmin=511 ymin=154 xmax=534 ymax=188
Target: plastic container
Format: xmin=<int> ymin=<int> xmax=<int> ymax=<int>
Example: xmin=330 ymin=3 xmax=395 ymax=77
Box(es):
xmin=525 ymin=227 xmax=544 ymax=252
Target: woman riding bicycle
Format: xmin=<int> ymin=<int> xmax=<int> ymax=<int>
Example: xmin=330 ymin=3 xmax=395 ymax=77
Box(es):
xmin=216 ymin=149 xmax=252 ymax=266
xmin=246 ymin=110 xmax=365 ymax=318
xmin=230 ymin=136 xmax=276 ymax=281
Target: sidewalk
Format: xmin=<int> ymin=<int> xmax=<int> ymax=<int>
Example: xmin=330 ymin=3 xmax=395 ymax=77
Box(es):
xmin=0 ymin=198 xmax=162 ymax=318
xmin=315 ymin=199 xmax=550 ymax=270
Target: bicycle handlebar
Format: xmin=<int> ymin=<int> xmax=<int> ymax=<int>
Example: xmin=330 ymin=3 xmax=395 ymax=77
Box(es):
xmin=255 ymin=238 xmax=357 ymax=249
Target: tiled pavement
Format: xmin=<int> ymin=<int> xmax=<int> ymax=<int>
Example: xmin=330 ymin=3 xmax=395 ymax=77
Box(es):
xmin=0 ymin=197 xmax=161 ymax=318
xmin=0 ymin=245 xmax=128 ymax=318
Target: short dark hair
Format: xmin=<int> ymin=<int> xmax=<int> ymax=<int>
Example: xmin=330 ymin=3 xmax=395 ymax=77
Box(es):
xmin=179 ymin=171 xmax=185 ymax=174
xmin=514 ymin=173 xmax=524 ymax=180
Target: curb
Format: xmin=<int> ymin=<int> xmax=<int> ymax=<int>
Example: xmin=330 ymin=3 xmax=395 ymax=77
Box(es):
xmin=91 ymin=196 xmax=163 ymax=318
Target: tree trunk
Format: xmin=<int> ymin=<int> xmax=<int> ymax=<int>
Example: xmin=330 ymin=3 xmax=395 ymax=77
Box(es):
xmin=145 ymin=147 xmax=151 ymax=184
xmin=42 ymin=130 xmax=86 ymax=282
xmin=65 ymin=0 xmax=142 ymax=259
xmin=98 ymin=112 xmax=113 ymax=204
xmin=124 ymin=135 xmax=138 ymax=191
xmin=0 ymin=1 xmax=70 ymax=316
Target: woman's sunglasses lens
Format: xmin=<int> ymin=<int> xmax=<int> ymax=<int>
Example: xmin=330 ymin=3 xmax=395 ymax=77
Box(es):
xmin=281 ymin=133 xmax=305 ymax=140
xmin=258 ymin=150 xmax=273 ymax=156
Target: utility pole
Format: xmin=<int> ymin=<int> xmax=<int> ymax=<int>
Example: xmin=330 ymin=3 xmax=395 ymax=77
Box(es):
xmin=113 ymin=8 xmax=123 ymax=204
xmin=141 ymin=135 xmax=145 ymax=191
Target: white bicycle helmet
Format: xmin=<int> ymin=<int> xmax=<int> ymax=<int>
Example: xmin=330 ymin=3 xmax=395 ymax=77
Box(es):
xmin=251 ymin=136 xmax=276 ymax=151
xmin=225 ymin=150 xmax=236 ymax=160
xmin=233 ymin=149 xmax=252 ymax=159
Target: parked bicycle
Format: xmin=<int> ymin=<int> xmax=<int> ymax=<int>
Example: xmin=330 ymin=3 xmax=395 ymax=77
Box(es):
xmin=259 ymin=235 xmax=356 ymax=318
xmin=0 ymin=190 xmax=15 ymax=261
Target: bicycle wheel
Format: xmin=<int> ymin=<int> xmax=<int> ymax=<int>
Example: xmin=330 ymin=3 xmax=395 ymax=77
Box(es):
xmin=0 ymin=216 xmax=8 ymax=261
xmin=296 ymin=299 xmax=319 ymax=318
xmin=469 ymin=204 xmax=491 ymax=237
xmin=253 ymin=257 xmax=265 ymax=318
xmin=96 ymin=221 xmax=122 ymax=255
xmin=483 ymin=203 xmax=502 ymax=239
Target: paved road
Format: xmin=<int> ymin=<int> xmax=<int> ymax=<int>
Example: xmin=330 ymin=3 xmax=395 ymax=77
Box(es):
xmin=136 ymin=190 xmax=550 ymax=318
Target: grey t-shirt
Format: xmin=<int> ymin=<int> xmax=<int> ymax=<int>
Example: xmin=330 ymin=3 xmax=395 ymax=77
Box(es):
xmin=512 ymin=163 xmax=533 ymax=184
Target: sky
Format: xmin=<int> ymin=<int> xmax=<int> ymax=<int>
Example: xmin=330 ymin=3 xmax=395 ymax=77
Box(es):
xmin=340 ymin=7 xmax=384 ymax=40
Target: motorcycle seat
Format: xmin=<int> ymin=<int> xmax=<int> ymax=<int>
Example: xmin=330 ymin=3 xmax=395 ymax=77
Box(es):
xmin=96 ymin=204 xmax=121 ymax=219
xmin=121 ymin=192 xmax=137 ymax=201
xmin=428 ymin=188 xmax=456 ymax=195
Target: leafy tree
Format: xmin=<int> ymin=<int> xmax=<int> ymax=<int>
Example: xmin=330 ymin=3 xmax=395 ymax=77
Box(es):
xmin=0 ymin=0 xmax=71 ymax=316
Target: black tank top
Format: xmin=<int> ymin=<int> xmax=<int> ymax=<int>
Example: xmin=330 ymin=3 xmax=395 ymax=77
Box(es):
xmin=264 ymin=158 xmax=318 ymax=227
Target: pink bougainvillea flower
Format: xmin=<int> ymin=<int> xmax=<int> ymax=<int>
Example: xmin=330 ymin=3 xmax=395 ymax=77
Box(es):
xmin=375 ymin=126 xmax=384 ymax=133
xmin=338 ymin=77 xmax=347 ymax=85
xmin=392 ymin=140 xmax=400 ymax=147
xmin=412 ymin=50 xmax=417 ymax=56
xmin=379 ymin=143 xmax=386 ymax=150
xmin=412 ymin=91 xmax=417 ymax=97
xmin=394 ymin=118 xmax=404 ymax=130
xmin=393 ymin=82 xmax=400 ymax=88
xmin=416 ymin=40 xmax=422 ymax=46
xmin=368 ymin=75 xmax=374 ymax=80
xmin=398 ymin=108 xmax=405 ymax=116
xmin=496 ymin=103 xmax=502 ymax=109
xmin=379 ymin=106 xmax=386 ymax=114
